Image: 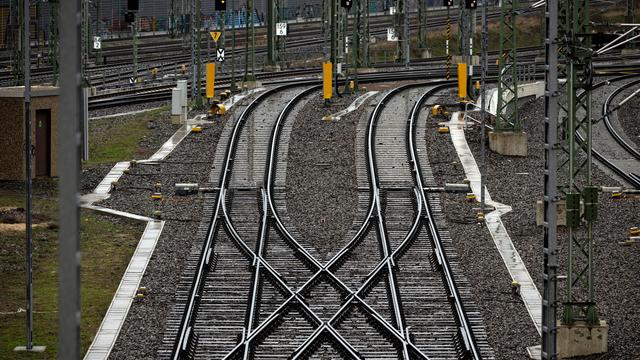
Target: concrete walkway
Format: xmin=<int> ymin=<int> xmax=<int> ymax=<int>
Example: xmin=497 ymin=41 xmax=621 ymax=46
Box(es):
xmin=447 ymin=111 xmax=543 ymax=338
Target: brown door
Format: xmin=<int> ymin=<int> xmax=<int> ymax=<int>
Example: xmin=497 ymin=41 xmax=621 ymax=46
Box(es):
xmin=35 ymin=109 xmax=51 ymax=177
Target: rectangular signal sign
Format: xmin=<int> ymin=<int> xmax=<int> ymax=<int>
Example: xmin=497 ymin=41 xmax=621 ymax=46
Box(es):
xmin=206 ymin=63 xmax=216 ymax=98
xmin=457 ymin=63 xmax=467 ymax=99
xmin=323 ymin=62 xmax=332 ymax=100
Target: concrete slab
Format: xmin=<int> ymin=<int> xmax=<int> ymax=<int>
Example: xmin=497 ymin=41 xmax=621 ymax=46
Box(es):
xmin=448 ymin=111 xmax=543 ymax=337
xmin=488 ymin=131 xmax=528 ymax=157
xmin=14 ymin=346 xmax=46 ymax=352
xmin=557 ymin=321 xmax=608 ymax=358
xmin=83 ymin=220 xmax=165 ymax=360
xmin=323 ymin=91 xmax=379 ymax=121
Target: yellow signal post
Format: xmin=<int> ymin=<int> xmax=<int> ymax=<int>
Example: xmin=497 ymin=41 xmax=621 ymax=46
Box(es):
xmin=206 ymin=63 xmax=216 ymax=99
xmin=457 ymin=63 xmax=468 ymax=100
xmin=323 ymin=61 xmax=332 ymax=105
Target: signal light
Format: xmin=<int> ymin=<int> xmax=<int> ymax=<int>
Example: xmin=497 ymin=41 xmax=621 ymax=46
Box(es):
xmin=341 ymin=0 xmax=353 ymax=9
xmin=127 ymin=0 xmax=139 ymax=11
xmin=125 ymin=11 xmax=135 ymax=23
xmin=215 ymin=0 xmax=226 ymax=11
xmin=465 ymin=0 xmax=477 ymax=8
xmin=445 ymin=0 xmax=454 ymax=6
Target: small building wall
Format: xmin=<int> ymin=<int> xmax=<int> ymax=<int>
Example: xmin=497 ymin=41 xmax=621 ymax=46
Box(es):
xmin=0 ymin=86 xmax=59 ymax=181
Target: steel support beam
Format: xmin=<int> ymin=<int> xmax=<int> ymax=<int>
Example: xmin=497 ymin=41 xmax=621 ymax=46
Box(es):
xmin=267 ymin=0 xmax=276 ymax=66
xmin=496 ymin=0 xmax=519 ymax=130
xmin=558 ymin=0 xmax=598 ymax=326
xmin=59 ymin=0 xmax=83 ymax=357
xmin=542 ymin=0 xmax=559 ymax=356
xmin=49 ymin=0 xmax=59 ymax=84
xmin=418 ymin=0 xmax=427 ymax=49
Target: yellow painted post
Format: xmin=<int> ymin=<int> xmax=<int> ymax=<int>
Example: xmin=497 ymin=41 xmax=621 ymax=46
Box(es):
xmin=323 ymin=61 xmax=333 ymax=102
xmin=206 ymin=63 xmax=215 ymax=99
xmin=457 ymin=63 xmax=468 ymax=100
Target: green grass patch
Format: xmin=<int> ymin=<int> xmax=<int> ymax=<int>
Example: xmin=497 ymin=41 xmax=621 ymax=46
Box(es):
xmin=0 ymin=185 xmax=143 ymax=359
xmin=85 ymin=105 xmax=169 ymax=166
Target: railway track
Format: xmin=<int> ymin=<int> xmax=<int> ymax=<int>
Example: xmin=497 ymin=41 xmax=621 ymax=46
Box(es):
xmin=574 ymin=75 xmax=640 ymax=188
xmin=158 ymin=76 xmax=493 ymax=359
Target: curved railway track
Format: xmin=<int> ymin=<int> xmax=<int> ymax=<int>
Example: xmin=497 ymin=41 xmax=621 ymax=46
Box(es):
xmin=574 ymin=75 xmax=640 ymax=188
xmin=159 ymin=76 xmax=493 ymax=359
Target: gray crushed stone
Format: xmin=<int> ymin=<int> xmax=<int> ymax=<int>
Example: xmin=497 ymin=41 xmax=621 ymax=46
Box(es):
xmin=617 ymin=90 xmax=640 ymax=150
xmin=285 ymin=92 xmax=361 ymax=260
xmin=424 ymin=94 xmax=540 ymax=359
xmin=102 ymin=114 xmax=230 ymax=359
xmin=464 ymin=96 xmax=640 ymax=359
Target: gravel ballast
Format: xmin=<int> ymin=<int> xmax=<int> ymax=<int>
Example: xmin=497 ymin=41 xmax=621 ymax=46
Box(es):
xmin=463 ymin=95 xmax=640 ymax=358
xmin=617 ymin=90 xmax=640 ymax=150
xmin=285 ymin=92 xmax=361 ymax=259
xmin=100 ymin=112 xmax=230 ymax=359
xmin=423 ymin=92 xmax=540 ymax=359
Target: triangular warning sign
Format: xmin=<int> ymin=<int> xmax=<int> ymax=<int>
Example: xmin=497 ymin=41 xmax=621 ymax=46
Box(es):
xmin=210 ymin=31 xmax=221 ymax=42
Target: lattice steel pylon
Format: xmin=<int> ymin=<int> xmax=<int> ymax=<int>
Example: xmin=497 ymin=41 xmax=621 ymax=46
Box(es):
xmin=557 ymin=0 xmax=599 ymax=327
xmin=49 ymin=0 xmax=60 ymax=84
xmin=10 ymin=0 xmax=23 ymax=85
xmin=496 ymin=0 xmax=519 ymax=130
xmin=266 ymin=0 xmax=276 ymax=66
xmin=417 ymin=0 xmax=427 ymax=49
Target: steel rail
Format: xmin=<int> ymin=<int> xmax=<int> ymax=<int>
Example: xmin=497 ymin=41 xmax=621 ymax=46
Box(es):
xmin=223 ymin=82 xmax=434 ymax=359
xmin=170 ymin=81 xmax=316 ymax=360
xmin=602 ymin=78 xmax=640 ymax=160
xmin=217 ymin=84 xmax=366 ymax=359
xmin=573 ymin=76 xmax=640 ymax=189
xmin=408 ymin=83 xmax=482 ymax=359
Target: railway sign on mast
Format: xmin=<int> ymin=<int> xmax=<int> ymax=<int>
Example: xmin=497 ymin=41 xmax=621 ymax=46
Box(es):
xmin=93 ymin=36 xmax=101 ymax=50
xmin=216 ymin=48 xmax=225 ymax=62
xmin=276 ymin=22 xmax=287 ymax=36
xmin=387 ymin=28 xmax=398 ymax=42
xmin=210 ymin=31 xmax=221 ymax=43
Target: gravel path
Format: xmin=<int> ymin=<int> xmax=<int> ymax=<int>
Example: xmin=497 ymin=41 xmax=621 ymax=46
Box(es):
xmin=285 ymin=92 xmax=361 ymax=260
xmin=103 ymin=112 xmax=231 ymax=359
xmin=423 ymin=92 xmax=540 ymax=359
xmin=464 ymin=96 xmax=640 ymax=358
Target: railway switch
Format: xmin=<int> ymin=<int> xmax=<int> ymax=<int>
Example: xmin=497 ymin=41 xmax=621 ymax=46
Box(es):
xmin=431 ymin=105 xmax=449 ymax=119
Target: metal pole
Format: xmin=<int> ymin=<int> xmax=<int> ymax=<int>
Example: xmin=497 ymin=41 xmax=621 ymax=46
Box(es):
xmin=24 ymin=0 xmax=33 ymax=349
xmin=196 ymin=0 xmax=202 ymax=107
xmin=132 ymin=19 xmax=138 ymax=81
xmin=59 ymin=0 xmax=82 ymax=356
xmin=231 ymin=2 xmax=236 ymax=90
xmin=190 ymin=0 xmax=196 ymax=98
xmin=331 ymin=0 xmax=336 ymax=95
xmin=542 ymin=0 xmax=558 ymax=355
xmin=267 ymin=0 xmax=275 ymax=66
xmin=403 ymin=0 xmax=409 ymax=66
xmin=251 ymin=0 xmax=255 ymax=77
xmin=480 ymin=0 xmax=487 ymax=213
